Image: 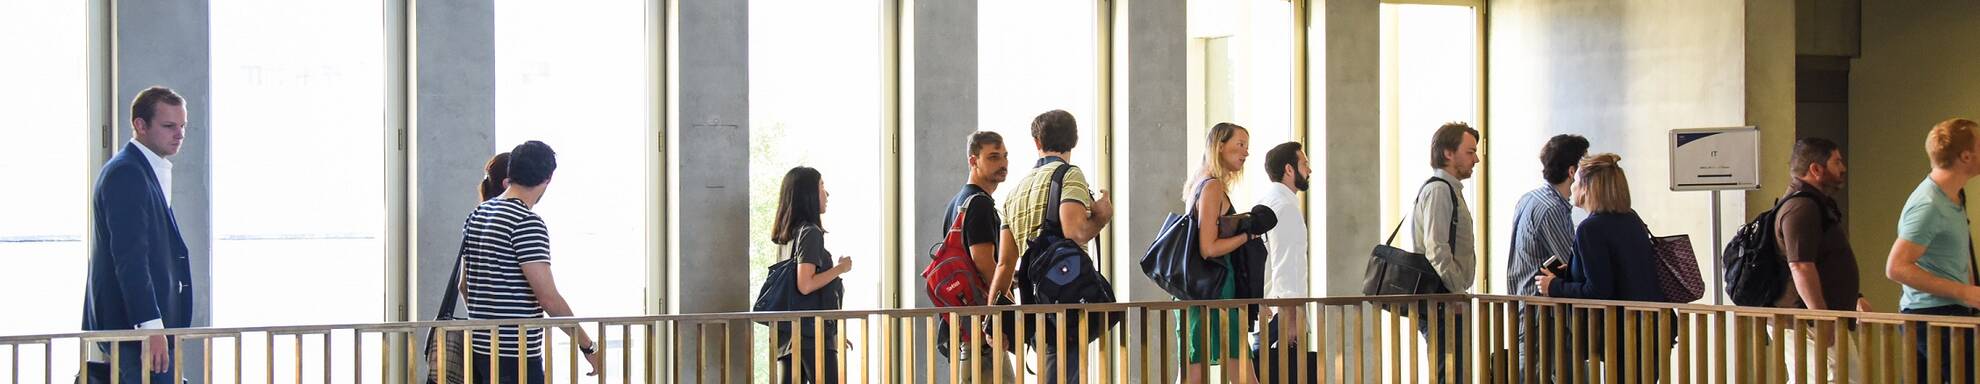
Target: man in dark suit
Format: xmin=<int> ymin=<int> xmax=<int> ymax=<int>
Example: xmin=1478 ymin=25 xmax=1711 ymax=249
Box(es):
xmin=83 ymin=86 xmax=193 ymax=383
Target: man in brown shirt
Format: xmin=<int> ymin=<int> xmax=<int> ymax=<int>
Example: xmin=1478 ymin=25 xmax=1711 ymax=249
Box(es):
xmin=1776 ymin=137 xmax=1865 ymax=383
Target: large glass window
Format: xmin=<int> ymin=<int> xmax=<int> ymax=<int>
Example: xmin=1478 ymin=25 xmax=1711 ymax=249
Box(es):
xmin=0 ymin=1 xmax=86 ymax=339
xmin=495 ymin=0 xmax=647 ymax=316
xmin=211 ymin=1 xmax=387 ymax=382
xmin=748 ymin=0 xmax=885 ymax=381
xmin=496 ymin=1 xmax=649 ymax=380
xmin=1379 ymin=3 xmax=1481 ymax=281
xmin=980 ymin=0 xmax=1100 ymax=203
xmin=1187 ymin=0 xmax=1296 ymax=208
xmin=211 ymin=0 xmax=386 ymax=329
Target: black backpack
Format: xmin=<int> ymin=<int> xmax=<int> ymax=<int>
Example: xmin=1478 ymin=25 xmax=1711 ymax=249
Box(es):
xmin=1015 ymin=162 xmax=1121 ymax=343
xmin=1722 ymin=191 xmax=1823 ymax=307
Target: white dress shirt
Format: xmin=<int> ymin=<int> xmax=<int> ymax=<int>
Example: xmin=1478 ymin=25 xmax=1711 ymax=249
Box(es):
xmin=130 ymin=139 xmax=173 ymax=207
xmin=1258 ymin=183 xmax=1309 ymax=299
xmin=129 ymin=140 xmax=172 ymax=330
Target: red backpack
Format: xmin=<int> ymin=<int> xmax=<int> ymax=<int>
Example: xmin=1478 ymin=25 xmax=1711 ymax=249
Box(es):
xmin=923 ymin=194 xmax=990 ymax=308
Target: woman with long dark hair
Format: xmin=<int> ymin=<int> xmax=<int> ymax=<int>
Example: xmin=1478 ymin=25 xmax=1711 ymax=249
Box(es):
xmin=769 ymin=166 xmax=851 ymax=383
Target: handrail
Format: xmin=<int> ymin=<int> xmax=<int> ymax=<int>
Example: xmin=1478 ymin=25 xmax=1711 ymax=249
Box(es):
xmin=10 ymin=293 xmax=1980 ymax=383
xmin=19 ymin=293 xmax=1973 ymax=342
xmin=0 ymin=295 xmax=1465 ymax=344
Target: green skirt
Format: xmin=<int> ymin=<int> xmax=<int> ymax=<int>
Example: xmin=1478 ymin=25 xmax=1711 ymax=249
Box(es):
xmin=1177 ymin=272 xmax=1246 ymax=365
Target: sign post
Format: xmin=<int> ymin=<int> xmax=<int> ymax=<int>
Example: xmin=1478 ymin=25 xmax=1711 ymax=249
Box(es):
xmin=1669 ymin=127 xmax=1761 ymax=305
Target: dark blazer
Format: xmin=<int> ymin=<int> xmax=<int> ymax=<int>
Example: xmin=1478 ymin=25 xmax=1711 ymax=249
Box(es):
xmin=82 ymin=142 xmax=193 ymax=331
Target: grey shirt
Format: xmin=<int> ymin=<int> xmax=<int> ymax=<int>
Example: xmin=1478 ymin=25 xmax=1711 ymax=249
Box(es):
xmin=1413 ymin=169 xmax=1477 ymax=293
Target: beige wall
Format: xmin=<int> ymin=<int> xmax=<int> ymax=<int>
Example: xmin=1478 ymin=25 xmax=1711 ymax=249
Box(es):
xmin=1486 ymin=0 xmax=1752 ymax=297
xmin=1846 ymin=0 xmax=1980 ymax=311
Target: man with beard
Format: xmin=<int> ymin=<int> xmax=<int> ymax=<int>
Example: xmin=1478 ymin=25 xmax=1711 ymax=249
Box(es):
xmin=1778 ymin=137 xmax=1864 ymax=383
xmin=943 ymin=131 xmax=1015 ymax=383
xmin=1253 ymin=141 xmax=1314 ymax=382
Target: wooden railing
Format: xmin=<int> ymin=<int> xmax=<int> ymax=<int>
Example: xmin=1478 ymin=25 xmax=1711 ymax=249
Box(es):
xmin=11 ymin=293 xmax=1980 ymax=383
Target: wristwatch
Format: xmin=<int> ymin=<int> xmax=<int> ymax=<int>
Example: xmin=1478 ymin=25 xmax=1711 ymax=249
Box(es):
xmin=580 ymin=344 xmax=597 ymax=356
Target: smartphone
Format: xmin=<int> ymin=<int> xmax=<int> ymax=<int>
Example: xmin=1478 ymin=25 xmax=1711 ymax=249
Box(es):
xmin=1542 ymin=255 xmax=1569 ymax=275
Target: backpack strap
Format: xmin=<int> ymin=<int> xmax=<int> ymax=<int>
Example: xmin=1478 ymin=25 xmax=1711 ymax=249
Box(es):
xmin=950 ymin=193 xmax=988 ymax=232
xmin=1040 ymin=163 xmax=1076 ymax=231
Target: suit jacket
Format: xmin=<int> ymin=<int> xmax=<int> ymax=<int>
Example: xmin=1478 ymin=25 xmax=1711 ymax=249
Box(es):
xmin=82 ymin=142 xmax=193 ymax=331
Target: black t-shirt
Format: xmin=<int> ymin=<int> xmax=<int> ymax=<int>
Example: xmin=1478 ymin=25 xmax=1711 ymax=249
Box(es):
xmin=943 ymin=184 xmax=1002 ymax=248
xmin=791 ymin=224 xmax=842 ymax=310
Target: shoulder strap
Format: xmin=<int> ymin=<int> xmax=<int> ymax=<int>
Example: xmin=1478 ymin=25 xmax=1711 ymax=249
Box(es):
xmin=952 ymin=193 xmax=987 ymax=231
xmin=435 ymin=231 xmax=471 ymax=321
xmin=1186 ymin=178 xmax=1216 ymax=217
xmin=1963 ymin=189 xmax=1977 ymax=288
xmin=1438 ymin=179 xmax=1460 ymax=250
xmin=1040 ymin=163 xmax=1076 ymax=229
xmin=1385 ymin=177 xmax=1459 ymax=247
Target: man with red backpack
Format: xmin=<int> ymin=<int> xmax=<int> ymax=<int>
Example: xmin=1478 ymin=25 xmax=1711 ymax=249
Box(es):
xmin=931 ymin=131 xmax=1016 ymax=383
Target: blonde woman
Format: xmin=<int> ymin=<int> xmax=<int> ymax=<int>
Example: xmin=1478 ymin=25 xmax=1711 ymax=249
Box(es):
xmin=1177 ymin=122 xmax=1258 ymax=384
xmin=1536 ymin=153 xmax=1671 ymax=380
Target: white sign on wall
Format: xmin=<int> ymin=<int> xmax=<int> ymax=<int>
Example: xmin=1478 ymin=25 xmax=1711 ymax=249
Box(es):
xmin=1669 ymin=126 xmax=1761 ymax=191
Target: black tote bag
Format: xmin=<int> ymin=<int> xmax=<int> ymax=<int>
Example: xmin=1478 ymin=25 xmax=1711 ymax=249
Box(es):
xmin=1140 ymin=179 xmax=1231 ymax=300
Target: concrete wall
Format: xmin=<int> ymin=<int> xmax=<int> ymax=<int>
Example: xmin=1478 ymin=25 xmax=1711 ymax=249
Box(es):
xmin=905 ymin=0 xmax=975 ymax=379
xmin=673 ymin=0 xmax=752 ymax=379
xmin=1845 ymin=0 xmax=1980 ymax=311
xmin=1318 ymin=0 xmax=1381 ymax=297
xmin=116 ymin=1 xmax=211 ymax=381
xmin=411 ymin=0 xmax=497 ymax=378
xmin=1747 ymin=0 xmax=1798 ymax=220
xmin=1486 ymin=0 xmax=1750 ymax=299
xmin=1115 ymin=0 xmax=1189 ymax=380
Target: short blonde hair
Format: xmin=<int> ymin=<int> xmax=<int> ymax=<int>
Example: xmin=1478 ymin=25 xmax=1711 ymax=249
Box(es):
xmin=1927 ymin=118 xmax=1980 ymax=169
xmin=1574 ymin=153 xmax=1631 ymax=214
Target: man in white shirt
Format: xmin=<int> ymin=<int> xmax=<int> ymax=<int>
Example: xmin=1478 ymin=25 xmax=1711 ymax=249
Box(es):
xmin=1256 ymin=142 xmax=1315 ymax=382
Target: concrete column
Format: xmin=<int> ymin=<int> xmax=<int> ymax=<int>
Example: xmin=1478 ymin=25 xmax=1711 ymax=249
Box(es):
xmin=116 ymin=1 xmax=211 ymax=382
xmin=410 ymin=0 xmax=496 ymax=377
xmin=1317 ymin=0 xmax=1380 ymax=297
xmin=908 ymin=0 xmax=978 ymax=309
xmin=1745 ymin=0 xmax=1797 ymax=217
xmin=1115 ymin=0 xmax=1189 ymax=380
xmin=907 ymin=0 xmax=976 ymax=380
xmin=673 ymin=0 xmax=750 ymax=380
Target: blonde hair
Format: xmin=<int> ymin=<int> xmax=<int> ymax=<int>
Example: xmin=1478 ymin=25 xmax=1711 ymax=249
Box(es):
xmin=1574 ymin=153 xmax=1631 ymax=214
xmin=1186 ymin=123 xmax=1248 ymax=204
xmin=1927 ymin=118 xmax=1980 ymax=169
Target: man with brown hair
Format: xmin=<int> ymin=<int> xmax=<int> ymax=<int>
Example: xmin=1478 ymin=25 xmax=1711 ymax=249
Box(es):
xmin=82 ymin=86 xmax=193 ymax=383
xmin=1888 ymin=118 xmax=1980 ymax=383
xmin=1776 ymin=137 xmax=1864 ymax=383
xmin=1411 ymin=121 xmax=1479 ymax=383
xmin=944 ymin=131 xmax=1016 ymax=383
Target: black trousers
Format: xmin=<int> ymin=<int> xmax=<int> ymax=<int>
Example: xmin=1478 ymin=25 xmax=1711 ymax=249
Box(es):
xmin=1413 ymin=302 xmax=1469 ymax=383
xmin=1906 ymin=305 xmax=1980 ymax=384
xmin=1253 ymin=316 xmax=1320 ymax=384
xmin=467 ymin=350 xmax=544 ymax=384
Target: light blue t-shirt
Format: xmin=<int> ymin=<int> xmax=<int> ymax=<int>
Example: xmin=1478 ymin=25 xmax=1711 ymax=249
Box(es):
xmin=1898 ymin=177 xmax=1974 ymax=310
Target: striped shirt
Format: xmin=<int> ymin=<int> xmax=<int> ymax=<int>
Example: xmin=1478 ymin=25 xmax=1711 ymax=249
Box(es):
xmin=1506 ymin=185 xmax=1575 ymax=296
xmin=460 ymin=198 xmax=552 ymax=357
